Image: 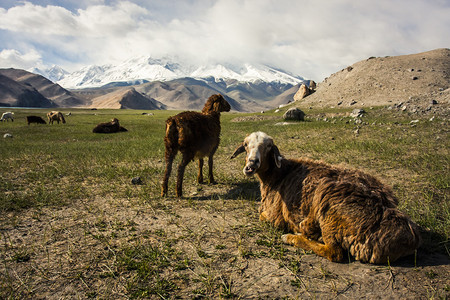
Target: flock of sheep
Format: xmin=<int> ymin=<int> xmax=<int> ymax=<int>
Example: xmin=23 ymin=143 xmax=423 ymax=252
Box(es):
xmin=1 ymin=111 xmax=66 ymax=125
xmin=1 ymin=94 xmax=422 ymax=264
xmin=0 ymin=110 xmax=125 ymax=133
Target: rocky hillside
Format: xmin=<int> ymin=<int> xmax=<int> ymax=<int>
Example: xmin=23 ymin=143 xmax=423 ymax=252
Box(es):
xmin=298 ymin=48 xmax=449 ymax=109
xmin=0 ymin=68 xmax=83 ymax=107
xmin=87 ymin=88 xmax=165 ymax=110
xmin=0 ymin=73 xmax=56 ymax=108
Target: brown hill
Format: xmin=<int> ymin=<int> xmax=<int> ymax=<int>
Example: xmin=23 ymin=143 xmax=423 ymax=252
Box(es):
xmin=298 ymin=48 xmax=450 ymax=109
xmin=0 ymin=68 xmax=83 ymax=107
xmin=134 ymin=79 xmax=245 ymax=111
xmin=88 ymin=87 xmax=165 ymax=110
xmin=0 ymin=73 xmax=55 ymax=107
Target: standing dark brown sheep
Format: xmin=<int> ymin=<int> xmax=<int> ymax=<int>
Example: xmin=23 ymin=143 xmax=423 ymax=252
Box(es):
xmin=231 ymin=131 xmax=421 ymax=264
xmin=161 ymin=94 xmax=231 ymax=197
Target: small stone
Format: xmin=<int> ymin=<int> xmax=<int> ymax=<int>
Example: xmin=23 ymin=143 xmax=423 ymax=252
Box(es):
xmin=131 ymin=177 xmax=143 ymax=185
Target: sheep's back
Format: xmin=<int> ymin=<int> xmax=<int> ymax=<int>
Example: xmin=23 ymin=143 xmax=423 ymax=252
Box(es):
xmin=301 ymin=160 xmax=418 ymax=263
xmin=173 ymin=111 xmax=221 ymax=155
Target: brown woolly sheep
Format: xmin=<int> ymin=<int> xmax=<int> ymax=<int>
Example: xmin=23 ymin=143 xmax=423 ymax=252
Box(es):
xmin=92 ymin=118 xmax=127 ymax=133
xmin=47 ymin=111 xmax=66 ymax=124
xmin=161 ymin=94 xmax=231 ymax=197
xmin=231 ymin=131 xmax=421 ymax=264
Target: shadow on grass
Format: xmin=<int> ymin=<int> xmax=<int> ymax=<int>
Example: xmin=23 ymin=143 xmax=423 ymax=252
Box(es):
xmin=188 ymin=180 xmax=261 ymax=201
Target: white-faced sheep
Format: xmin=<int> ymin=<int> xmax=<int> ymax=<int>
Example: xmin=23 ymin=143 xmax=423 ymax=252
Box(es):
xmin=47 ymin=111 xmax=66 ymax=124
xmin=161 ymin=94 xmax=231 ymax=197
xmin=231 ymin=131 xmax=421 ymax=264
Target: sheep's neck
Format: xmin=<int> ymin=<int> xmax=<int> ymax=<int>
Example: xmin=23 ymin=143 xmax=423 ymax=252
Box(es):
xmin=256 ymin=161 xmax=286 ymax=189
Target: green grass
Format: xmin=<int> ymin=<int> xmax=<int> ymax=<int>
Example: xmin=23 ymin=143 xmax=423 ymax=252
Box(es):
xmin=0 ymin=106 xmax=448 ymax=299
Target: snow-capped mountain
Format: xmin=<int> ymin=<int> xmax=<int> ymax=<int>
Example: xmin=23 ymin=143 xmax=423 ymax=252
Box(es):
xmin=31 ymin=65 xmax=69 ymax=82
xmin=54 ymin=56 xmax=304 ymax=89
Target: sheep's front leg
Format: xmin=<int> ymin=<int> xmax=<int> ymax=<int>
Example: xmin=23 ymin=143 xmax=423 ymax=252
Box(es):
xmin=208 ymin=155 xmax=217 ymax=184
xmin=259 ymin=211 xmax=269 ymax=222
xmin=197 ymin=159 xmax=204 ymax=184
xmin=299 ymin=217 xmax=322 ymax=241
xmin=281 ymin=234 xmax=344 ymax=262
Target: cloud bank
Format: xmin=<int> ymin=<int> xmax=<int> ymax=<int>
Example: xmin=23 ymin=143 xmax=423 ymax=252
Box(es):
xmin=0 ymin=0 xmax=449 ymax=81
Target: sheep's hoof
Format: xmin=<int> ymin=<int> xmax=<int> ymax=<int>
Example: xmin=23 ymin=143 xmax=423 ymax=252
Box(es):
xmin=209 ymin=180 xmax=217 ymax=185
xmin=281 ymin=234 xmax=293 ymax=244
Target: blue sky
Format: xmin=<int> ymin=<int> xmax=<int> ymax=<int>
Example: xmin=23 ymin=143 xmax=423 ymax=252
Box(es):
xmin=0 ymin=0 xmax=449 ymax=81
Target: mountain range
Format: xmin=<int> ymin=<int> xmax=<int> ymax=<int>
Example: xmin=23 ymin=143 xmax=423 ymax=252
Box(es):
xmin=0 ymin=57 xmax=305 ymax=111
xmin=36 ymin=57 xmax=304 ymax=89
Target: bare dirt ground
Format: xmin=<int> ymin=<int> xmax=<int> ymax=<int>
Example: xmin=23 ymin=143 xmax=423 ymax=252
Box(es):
xmin=1 ymin=181 xmax=449 ymax=299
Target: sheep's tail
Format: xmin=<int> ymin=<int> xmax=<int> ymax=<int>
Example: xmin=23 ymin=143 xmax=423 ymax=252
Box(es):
xmin=165 ymin=117 xmax=178 ymax=147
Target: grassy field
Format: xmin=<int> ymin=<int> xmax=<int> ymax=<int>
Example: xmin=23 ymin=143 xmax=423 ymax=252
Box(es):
xmin=0 ymin=106 xmax=449 ymax=299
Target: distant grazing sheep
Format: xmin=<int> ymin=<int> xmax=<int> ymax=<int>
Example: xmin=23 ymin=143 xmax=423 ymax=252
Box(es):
xmin=47 ymin=111 xmax=66 ymax=124
xmin=161 ymin=94 xmax=231 ymax=197
xmin=231 ymin=131 xmax=421 ymax=264
xmin=92 ymin=118 xmax=127 ymax=133
xmin=27 ymin=116 xmax=46 ymax=125
xmin=1 ymin=112 xmax=14 ymax=122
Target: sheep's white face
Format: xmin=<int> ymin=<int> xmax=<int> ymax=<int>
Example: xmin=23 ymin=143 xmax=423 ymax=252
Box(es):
xmin=231 ymin=131 xmax=282 ymax=176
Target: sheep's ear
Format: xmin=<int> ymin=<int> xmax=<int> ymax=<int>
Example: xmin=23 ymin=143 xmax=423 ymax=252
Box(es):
xmin=230 ymin=144 xmax=245 ymax=159
xmin=273 ymin=145 xmax=282 ymax=168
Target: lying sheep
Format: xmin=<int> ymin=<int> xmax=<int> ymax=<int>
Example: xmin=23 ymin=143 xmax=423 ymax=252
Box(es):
xmin=161 ymin=94 xmax=231 ymax=197
xmin=92 ymin=118 xmax=127 ymax=133
xmin=231 ymin=131 xmax=421 ymax=264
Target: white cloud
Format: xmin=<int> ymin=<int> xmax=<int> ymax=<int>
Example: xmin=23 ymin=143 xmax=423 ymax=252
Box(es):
xmin=0 ymin=49 xmax=45 ymax=70
xmin=0 ymin=0 xmax=449 ymax=80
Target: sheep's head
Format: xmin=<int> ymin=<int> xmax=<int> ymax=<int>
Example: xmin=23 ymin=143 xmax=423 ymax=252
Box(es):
xmin=230 ymin=131 xmax=282 ymax=176
xmin=202 ymin=94 xmax=231 ymax=114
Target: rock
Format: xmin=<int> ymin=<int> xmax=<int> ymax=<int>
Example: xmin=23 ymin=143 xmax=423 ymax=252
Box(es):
xmin=283 ymin=108 xmax=305 ymax=121
xmin=350 ymin=109 xmax=365 ymax=118
xmin=131 ymin=177 xmax=143 ymax=185
xmin=293 ymin=84 xmax=311 ymax=101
